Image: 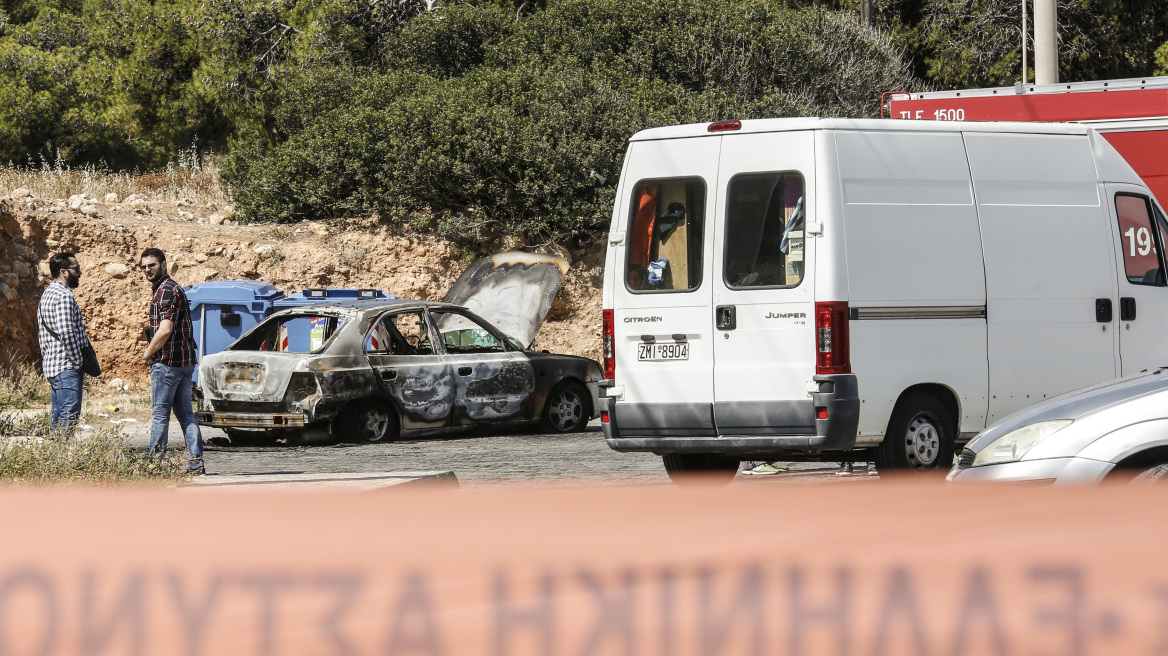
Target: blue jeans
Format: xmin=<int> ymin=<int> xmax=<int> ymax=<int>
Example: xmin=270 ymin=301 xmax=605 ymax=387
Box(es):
xmin=48 ymin=367 xmax=83 ymax=438
xmin=149 ymin=363 xmax=204 ymax=470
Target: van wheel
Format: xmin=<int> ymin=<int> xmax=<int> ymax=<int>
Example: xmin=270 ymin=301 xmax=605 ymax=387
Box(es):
xmin=341 ymin=400 xmax=399 ymax=443
xmin=875 ymin=392 xmax=955 ymax=472
xmin=662 ymin=454 xmax=740 ymax=485
xmin=541 ymin=381 xmax=590 ymax=433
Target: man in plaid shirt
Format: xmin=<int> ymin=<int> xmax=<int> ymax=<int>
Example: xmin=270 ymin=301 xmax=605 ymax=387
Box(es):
xmin=140 ymin=248 xmax=204 ymax=474
xmin=37 ymin=252 xmax=91 ymax=437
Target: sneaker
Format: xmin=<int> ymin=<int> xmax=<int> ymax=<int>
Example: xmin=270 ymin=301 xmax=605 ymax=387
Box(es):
xmin=742 ymin=462 xmax=789 ymax=476
xmin=187 ymin=465 xmax=206 ymax=476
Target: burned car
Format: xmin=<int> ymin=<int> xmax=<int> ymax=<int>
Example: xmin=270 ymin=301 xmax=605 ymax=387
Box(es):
xmin=194 ymin=253 xmax=602 ymax=442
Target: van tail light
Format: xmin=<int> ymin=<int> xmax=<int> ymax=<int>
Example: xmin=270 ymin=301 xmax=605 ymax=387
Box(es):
xmin=815 ymin=302 xmax=850 ymax=375
xmin=602 ymin=309 xmax=615 ymax=379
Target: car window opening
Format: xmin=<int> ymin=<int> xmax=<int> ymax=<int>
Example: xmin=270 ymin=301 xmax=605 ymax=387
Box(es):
xmin=365 ymin=311 xmax=435 ymax=356
xmin=625 ymin=177 xmax=705 ymax=292
xmin=431 ymin=310 xmax=508 ymax=354
xmin=231 ymin=314 xmax=344 ymax=353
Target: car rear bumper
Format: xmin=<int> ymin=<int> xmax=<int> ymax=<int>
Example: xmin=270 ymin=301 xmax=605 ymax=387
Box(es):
xmin=602 ymin=374 xmax=861 ymax=457
xmin=196 ymin=411 xmax=308 ymax=429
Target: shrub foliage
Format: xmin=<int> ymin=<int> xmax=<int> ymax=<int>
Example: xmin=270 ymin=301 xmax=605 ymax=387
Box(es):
xmin=223 ymin=0 xmax=920 ymax=242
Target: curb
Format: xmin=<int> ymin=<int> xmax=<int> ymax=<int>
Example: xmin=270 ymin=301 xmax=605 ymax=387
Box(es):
xmin=179 ymin=470 xmax=459 ymax=492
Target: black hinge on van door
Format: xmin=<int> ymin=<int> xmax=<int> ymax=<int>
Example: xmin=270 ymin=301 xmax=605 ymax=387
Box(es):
xmin=716 ymin=305 xmax=736 ymax=330
xmin=1096 ymin=298 xmax=1113 ymax=323
xmin=1121 ymin=297 xmax=1137 ymax=321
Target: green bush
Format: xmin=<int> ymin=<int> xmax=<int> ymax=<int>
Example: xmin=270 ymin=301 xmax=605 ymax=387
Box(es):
xmin=224 ymin=0 xmax=919 ymax=243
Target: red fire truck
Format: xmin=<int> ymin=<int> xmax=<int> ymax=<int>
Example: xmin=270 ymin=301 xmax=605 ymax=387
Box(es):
xmin=884 ymin=77 xmax=1168 ymax=205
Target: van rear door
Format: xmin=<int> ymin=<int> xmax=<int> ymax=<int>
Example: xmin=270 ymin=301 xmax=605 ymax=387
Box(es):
xmin=711 ymin=131 xmax=818 ymax=436
xmin=610 ymin=137 xmax=719 ymax=436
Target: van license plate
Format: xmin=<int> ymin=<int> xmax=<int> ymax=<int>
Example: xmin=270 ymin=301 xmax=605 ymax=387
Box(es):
xmin=638 ymin=342 xmax=689 ymax=361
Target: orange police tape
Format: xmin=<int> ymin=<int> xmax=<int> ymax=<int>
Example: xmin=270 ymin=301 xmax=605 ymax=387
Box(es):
xmin=0 ymin=477 xmax=1165 ymax=656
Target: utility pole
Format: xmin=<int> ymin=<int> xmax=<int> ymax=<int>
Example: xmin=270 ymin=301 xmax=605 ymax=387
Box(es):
xmin=861 ymin=0 xmax=872 ymax=25
xmin=1034 ymin=0 xmax=1058 ymax=84
xmin=1021 ymin=0 xmax=1028 ymax=84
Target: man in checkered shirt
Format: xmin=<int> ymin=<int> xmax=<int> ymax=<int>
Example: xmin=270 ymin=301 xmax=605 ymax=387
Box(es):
xmin=140 ymin=248 xmax=204 ymax=474
xmin=37 ymin=252 xmax=92 ymax=437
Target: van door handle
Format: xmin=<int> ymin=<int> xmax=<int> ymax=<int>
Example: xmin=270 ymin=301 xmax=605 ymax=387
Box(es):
xmin=716 ymin=305 xmax=737 ymax=330
xmin=1121 ymin=297 xmax=1137 ymax=321
xmin=1096 ymin=298 xmax=1113 ymax=323
xmin=458 ymin=366 xmax=473 ymax=376
xmin=380 ymin=369 xmax=397 ymax=380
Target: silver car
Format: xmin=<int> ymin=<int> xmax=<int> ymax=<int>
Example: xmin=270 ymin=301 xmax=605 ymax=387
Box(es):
xmin=948 ymin=369 xmax=1168 ymax=484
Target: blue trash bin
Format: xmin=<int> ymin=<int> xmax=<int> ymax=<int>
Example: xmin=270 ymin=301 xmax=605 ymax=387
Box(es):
xmin=185 ymin=281 xmax=286 ymax=384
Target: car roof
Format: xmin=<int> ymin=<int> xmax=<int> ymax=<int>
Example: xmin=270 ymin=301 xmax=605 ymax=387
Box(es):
xmin=270 ymin=299 xmax=466 ymax=316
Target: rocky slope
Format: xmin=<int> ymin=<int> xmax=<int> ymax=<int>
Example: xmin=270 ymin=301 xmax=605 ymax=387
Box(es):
xmin=0 ymin=191 xmax=603 ymax=386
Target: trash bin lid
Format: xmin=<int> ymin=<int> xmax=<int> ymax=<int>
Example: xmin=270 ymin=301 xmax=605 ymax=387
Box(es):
xmin=184 ymin=280 xmax=285 ymax=306
xmin=273 ymin=288 xmax=394 ymax=306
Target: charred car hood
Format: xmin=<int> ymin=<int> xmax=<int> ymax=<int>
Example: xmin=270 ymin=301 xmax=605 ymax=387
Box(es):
xmin=442 ymin=251 xmax=569 ymax=348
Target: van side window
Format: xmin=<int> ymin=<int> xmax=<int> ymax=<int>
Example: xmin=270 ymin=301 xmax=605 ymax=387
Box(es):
xmin=724 ymin=172 xmax=805 ymax=288
xmin=625 ymin=178 xmax=705 ymax=292
xmin=1115 ymin=193 xmax=1166 ymax=286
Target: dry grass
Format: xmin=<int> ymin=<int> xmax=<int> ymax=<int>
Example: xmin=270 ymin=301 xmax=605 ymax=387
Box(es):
xmin=0 ymin=358 xmax=51 ymax=410
xmin=0 ymin=420 xmax=188 ymax=484
xmin=0 ymin=360 xmax=187 ymax=484
xmin=0 ymin=149 xmax=232 ymax=207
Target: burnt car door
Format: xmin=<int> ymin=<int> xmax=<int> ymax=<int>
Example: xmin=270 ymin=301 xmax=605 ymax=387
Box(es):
xmin=428 ymin=308 xmax=536 ymax=428
xmin=364 ymin=310 xmax=454 ymax=432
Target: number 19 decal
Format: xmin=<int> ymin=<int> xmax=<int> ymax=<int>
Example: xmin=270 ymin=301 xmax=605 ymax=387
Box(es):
xmin=1125 ymin=226 xmax=1157 ymax=257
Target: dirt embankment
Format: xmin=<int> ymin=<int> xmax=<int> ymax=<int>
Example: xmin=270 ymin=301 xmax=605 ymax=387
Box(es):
xmin=0 ymin=194 xmax=603 ymax=386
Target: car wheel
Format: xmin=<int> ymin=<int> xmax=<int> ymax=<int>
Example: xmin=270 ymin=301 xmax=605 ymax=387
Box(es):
xmin=662 ymin=454 xmax=740 ymax=485
xmin=541 ymin=381 xmax=590 ymax=433
xmin=875 ymin=391 xmax=955 ymax=472
xmin=1131 ymin=463 xmax=1168 ymax=484
xmin=342 ymin=400 xmax=399 ymax=443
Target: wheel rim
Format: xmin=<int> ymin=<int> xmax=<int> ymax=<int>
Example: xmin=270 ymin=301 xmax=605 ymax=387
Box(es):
xmin=903 ymin=414 xmax=941 ymax=469
xmin=549 ymin=389 xmax=583 ymax=431
xmin=359 ymin=406 xmax=391 ymax=442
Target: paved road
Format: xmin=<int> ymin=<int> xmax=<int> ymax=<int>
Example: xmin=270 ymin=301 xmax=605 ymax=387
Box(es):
xmin=120 ymin=419 xmax=872 ymax=487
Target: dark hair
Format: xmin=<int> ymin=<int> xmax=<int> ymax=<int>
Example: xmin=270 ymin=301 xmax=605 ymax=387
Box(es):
xmin=49 ymin=253 xmax=76 ymax=279
xmin=140 ymin=247 xmax=166 ymax=264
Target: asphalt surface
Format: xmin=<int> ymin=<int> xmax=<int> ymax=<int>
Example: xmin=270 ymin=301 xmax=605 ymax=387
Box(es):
xmin=120 ymin=419 xmax=872 ymax=488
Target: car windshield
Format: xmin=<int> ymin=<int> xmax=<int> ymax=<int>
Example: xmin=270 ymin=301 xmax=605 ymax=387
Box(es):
xmin=229 ymin=313 xmax=345 ymax=353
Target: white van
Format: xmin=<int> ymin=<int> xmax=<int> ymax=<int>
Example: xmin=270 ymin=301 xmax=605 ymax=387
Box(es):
xmin=599 ymin=118 xmax=1168 ymax=479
